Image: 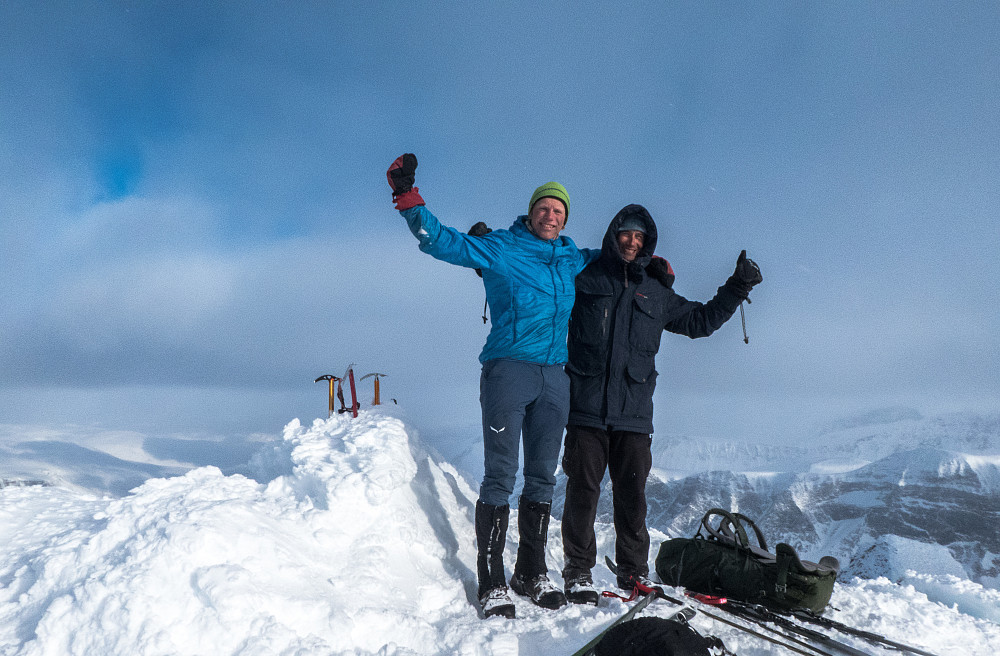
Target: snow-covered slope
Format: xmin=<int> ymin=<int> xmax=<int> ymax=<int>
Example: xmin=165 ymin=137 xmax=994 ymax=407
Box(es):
xmin=2 ymin=411 xmax=999 ymax=655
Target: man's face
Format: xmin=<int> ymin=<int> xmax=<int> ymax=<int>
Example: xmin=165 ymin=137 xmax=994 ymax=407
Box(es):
xmin=528 ymin=197 xmax=567 ymax=241
xmin=617 ymin=230 xmax=645 ymax=262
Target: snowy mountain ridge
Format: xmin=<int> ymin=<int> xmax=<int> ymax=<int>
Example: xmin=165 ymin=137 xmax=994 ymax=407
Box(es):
xmin=630 ymin=410 xmax=1000 ymax=589
xmin=650 ymin=410 xmax=1000 ymax=476
xmin=621 ymin=433 xmax=1000 ymax=590
xmin=2 ymin=411 xmax=1000 ymax=654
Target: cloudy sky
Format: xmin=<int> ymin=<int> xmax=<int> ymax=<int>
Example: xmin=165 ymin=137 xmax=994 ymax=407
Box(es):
xmin=2 ymin=1 xmax=998 ymax=453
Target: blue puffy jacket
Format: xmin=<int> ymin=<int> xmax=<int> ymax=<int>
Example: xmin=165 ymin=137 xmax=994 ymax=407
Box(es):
xmin=400 ymin=205 xmax=600 ymax=365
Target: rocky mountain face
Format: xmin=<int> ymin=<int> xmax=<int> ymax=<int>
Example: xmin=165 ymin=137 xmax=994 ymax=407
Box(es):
xmin=553 ymin=411 xmax=1000 ymax=588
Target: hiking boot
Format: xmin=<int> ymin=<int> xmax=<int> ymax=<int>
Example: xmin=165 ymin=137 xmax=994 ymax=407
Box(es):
xmin=564 ymin=570 xmax=599 ymax=606
xmin=510 ymin=572 xmax=568 ymax=609
xmin=475 ymin=501 xmax=510 ymax=600
xmin=479 ymin=585 xmax=516 ymax=619
xmin=616 ymin=570 xmax=665 ymax=597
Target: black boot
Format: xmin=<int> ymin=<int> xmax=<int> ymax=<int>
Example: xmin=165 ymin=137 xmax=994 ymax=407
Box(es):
xmin=475 ymin=500 xmax=515 ymax=619
xmin=509 ymin=497 xmax=567 ymax=610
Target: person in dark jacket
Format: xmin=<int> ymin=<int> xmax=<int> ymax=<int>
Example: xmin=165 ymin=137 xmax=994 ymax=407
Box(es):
xmin=387 ymin=154 xmax=600 ymax=618
xmin=560 ymin=204 xmax=762 ymax=605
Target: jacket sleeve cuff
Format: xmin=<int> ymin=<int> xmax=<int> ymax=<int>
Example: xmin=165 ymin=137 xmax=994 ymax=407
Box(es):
xmin=393 ymin=187 xmax=425 ymax=211
xmin=720 ymin=276 xmax=750 ymax=307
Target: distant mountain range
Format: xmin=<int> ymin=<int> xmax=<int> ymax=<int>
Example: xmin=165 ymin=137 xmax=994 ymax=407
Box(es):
xmin=553 ymin=410 xmax=1000 ymax=589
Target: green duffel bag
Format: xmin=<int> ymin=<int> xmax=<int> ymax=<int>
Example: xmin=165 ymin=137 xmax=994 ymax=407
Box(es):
xmin=655 ymin=508 xmax=840 ymax=614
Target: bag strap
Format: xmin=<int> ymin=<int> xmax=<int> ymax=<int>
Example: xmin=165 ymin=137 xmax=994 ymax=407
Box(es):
xmin=728 ymin=512 xmax=769 ymax=552
xmin=697 ymin=509 xmax=769 ymax=552
xmin=698 ymin=508 xmax=750 ymax=547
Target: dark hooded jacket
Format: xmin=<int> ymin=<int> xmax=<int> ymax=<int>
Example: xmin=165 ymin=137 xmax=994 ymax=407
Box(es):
xmin=566 ymin=204 xmax=746 ymax=434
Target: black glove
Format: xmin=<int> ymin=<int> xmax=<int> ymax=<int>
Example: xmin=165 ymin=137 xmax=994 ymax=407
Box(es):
xmin=386 ymin=153 xmax=418 ymax=197
xmin=725 ymin=250 xmax=762 ymax=299
xmin=734 ymin=250 xmax=762 ymax=287
xmin=468 ymin=222 xmax=492 ymax=238
xmin=468 ymin=222 xmax=493 ymax=277
xmin=645 ymin=256 xmax=675 ymax=288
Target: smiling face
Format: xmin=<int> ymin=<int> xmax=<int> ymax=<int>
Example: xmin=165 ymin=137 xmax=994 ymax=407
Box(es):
xmin=528 ymin=197 xmax=567 ymax=241
xmin=616 ymin=229 xmax=645 ymax=262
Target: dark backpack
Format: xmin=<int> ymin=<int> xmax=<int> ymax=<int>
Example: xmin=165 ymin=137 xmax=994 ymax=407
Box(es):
xmin=655 ymin=508 xmax=840 ymax=614
xmin=594 ymin=616 xmax=723 ymax=656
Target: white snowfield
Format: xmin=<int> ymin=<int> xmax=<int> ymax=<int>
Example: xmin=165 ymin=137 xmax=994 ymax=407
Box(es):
xmin=2 ymin=412 xmax=999 ymax=655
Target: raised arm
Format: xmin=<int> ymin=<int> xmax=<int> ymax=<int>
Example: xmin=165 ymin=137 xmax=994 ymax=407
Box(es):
xmin=387 ymin=153 xmax=504 ymax=271
xmin=662 ymin=251 xmax=763 ymax=338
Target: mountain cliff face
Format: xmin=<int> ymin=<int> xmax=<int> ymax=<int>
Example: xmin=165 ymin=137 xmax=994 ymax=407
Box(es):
xmin=554 ymin=411 xmax=1000 ymax=589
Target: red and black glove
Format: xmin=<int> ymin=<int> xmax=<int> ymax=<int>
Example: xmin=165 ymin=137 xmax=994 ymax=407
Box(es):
xmin=387 ymin=153 xmax=424 ymax=210
xmin=646 ymin=256 xmax=675 ymax=288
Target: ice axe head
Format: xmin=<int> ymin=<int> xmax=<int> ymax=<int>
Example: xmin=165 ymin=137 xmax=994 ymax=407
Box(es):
xmin=314 ymin=375 xmax=343 ymax=417
xmin=360 ymin=373 xmax=388 ymax=405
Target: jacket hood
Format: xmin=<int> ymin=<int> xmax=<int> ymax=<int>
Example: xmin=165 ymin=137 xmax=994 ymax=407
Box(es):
xmin=600 ymin=204 xmax=658 ymax=277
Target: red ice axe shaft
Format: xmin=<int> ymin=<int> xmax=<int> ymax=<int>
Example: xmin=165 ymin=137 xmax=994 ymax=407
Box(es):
xmin=346 ymin=367 xmax=359 ymax=418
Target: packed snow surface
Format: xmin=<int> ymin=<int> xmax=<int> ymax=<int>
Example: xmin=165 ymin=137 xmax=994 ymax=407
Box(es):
xmin=2 ymin=412 xmax=999 ymax=655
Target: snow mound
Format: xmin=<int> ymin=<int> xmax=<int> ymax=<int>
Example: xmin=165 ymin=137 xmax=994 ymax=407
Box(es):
xmin=0 ymin=414 xmax=487 ymax=655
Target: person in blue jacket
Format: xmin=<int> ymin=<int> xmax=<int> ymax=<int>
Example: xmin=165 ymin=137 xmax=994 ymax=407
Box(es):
xmin=387 ymin=154 xmax=599 ymax=619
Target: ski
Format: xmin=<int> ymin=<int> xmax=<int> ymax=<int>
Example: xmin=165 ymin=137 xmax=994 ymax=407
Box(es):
xmin=786 ymin=608 xmax=941 ymax=656
xmin=604 ymin=556 xmax=937 ymax=656
xmin=713 ymin=599 xmax=873 ymax=656
xmin=604 ymin=557 xmax=828 ymax=656
xmin=705 ymin=594 xmax=939 ymax=656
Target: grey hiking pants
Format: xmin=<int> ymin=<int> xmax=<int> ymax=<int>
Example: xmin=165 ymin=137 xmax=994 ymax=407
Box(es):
xmin=478 ymin=359 xmax=570 ymax=507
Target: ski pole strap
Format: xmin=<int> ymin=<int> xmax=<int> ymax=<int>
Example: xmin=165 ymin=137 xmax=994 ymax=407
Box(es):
xmin=601 ymin=588 xmax=639 ymax=602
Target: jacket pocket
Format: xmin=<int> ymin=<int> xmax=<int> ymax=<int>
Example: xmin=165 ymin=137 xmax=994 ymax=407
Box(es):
xmin=629 ymin=292 xmax=664 ymax=354
xmin=567 ymin=361 xmax=606 ymax=418
xmin=623 ymin=355 xmax=658 ymax=419
xmin=569 ymin=290 xmax=613 ymax=349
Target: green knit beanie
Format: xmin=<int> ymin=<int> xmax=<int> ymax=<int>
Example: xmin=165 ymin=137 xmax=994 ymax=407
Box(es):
xmin=528 ymin=182 xmax=570 ymax=218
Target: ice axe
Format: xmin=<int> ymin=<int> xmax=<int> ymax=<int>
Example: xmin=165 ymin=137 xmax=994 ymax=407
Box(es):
xmin=314 ymin=374 xmax=346 ymax=418
xmin=342 ymin=364 xmax=359 ymax=418
xmin=360 ymin=373 xmax=388 ymax=405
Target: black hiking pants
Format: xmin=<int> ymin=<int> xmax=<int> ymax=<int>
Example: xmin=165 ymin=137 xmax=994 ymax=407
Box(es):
xmin=561 ymin=424 xmax=653 ymax=577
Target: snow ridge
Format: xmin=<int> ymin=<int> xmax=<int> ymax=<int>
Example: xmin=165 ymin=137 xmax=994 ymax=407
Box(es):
xmin=2 ymin=412 xmax=1000 ymax=655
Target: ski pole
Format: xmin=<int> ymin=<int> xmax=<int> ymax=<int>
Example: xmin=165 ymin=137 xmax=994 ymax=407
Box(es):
xmin=604 ymin=558 xmax=825 ymax=656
